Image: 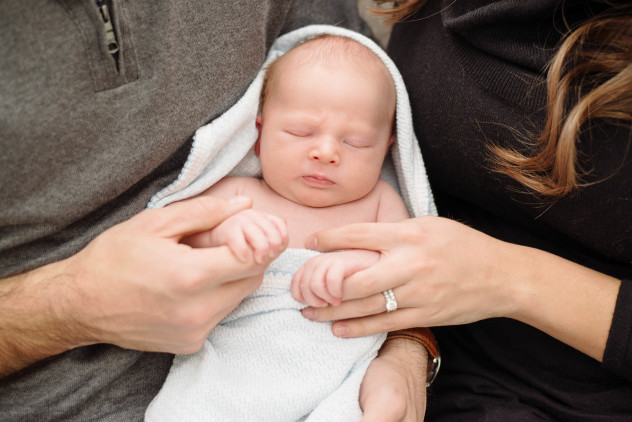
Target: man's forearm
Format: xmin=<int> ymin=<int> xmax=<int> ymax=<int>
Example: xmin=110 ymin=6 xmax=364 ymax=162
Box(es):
xmin=0 ymin=260 xmax=87 ymax=377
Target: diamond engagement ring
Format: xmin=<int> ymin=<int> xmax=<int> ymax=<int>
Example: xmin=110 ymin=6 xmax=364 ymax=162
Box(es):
xmin=383 ymin=289 xmax=398 ymax=312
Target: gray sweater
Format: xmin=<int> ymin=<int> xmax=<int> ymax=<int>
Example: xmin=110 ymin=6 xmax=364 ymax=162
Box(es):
xmin=0 ymin=1 xmax=369 ymax=420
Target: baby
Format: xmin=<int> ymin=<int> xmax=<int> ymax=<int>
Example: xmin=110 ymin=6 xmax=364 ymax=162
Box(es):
xmin=146 ymin=34 xmax=409 ymax=422
xmin=186 ymin=34 xmax=408 ymax=307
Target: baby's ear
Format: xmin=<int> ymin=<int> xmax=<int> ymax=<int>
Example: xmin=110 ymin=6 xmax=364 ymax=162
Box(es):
xmin=255 ymin=115 xmax=263 ymax=156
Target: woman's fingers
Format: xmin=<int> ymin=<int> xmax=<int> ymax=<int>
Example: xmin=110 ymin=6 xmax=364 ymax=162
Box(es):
xmin=306 ymin=222 xmax=403 ymax=252
xmin=329 ymin=308 xmax=421 ymax=338
xmin=339 ymin=254 xmax=415 ymax=301
xmin=302 ymin=282 xmax=418 ymax=319
xmin=302 ymin=293 xmax=386 ymax=321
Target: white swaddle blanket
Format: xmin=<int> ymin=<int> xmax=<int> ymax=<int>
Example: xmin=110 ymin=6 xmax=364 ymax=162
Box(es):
xmin=146 ymin=249 xmax=384 ymax=422
xmin=144 ymin=25 xmax=436 ymax=422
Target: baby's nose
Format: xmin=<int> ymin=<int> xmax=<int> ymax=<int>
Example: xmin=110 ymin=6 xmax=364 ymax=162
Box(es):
xmin=309 ymin=138 xmax=340 ymax=164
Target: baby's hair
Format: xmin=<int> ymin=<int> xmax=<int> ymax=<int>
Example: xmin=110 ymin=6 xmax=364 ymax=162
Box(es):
xmin=258 ymin=34 xmax=394 ymax=116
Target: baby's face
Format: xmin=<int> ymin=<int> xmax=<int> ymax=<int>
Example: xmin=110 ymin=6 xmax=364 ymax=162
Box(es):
xmin=257 ymin=57 xmax=395 ymax=208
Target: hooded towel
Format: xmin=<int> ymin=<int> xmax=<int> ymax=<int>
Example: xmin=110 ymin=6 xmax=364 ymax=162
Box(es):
xmin=145 ymin=25 xmax=436 ymax=422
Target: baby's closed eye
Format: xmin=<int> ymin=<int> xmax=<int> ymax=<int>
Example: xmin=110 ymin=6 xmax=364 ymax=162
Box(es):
xmin=343 ymin=137 xmax=373 ymax=148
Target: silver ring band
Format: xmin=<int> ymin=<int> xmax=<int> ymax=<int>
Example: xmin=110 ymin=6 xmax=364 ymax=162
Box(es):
xmin=383 ymin=289 xmax=398 ymax=312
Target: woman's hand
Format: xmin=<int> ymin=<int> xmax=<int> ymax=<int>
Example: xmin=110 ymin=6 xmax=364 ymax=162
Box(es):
xmin=301 ymin=216 xmax=620 ymax=361
xmin=360 ymin=337 xmax=428 ymax=422
xmin=0 ymin=195 xmax=285 ymax=377
xmin=301 ymin=216 xmax=518 ymax=335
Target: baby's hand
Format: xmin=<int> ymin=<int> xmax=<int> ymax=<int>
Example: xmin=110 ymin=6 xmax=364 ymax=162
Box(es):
xmin=291 ymin=250 xmax=379 ymax=307
xmin=210 ymin=209 xmax=288 ymax=264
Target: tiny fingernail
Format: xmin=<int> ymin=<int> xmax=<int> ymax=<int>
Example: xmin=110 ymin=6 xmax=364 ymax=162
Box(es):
xmin=302 ymin=308 xmax=316 ymax=319
xmin=306 ymin=235 xmax=317 ymax=250
xmin=229 ymin=195 xmax=250 ymax=204
xmin=333 ymin=324 xmax=349 ymax=337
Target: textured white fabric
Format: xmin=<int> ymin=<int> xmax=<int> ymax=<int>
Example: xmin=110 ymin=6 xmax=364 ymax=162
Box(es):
xmin=145 ymin=249 xmax=385 ymax=422
xmin=145 ymin=25 xmax=436 ymax=422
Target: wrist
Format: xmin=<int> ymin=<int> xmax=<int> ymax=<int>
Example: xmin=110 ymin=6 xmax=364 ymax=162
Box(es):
xmin=378 ymin=335 xmax=428 ymax=396
xmin=0 ymin=259 xmax=92 ymax=376
xmin=385 ymin=327 xmax=440 ymax=387
xmin=53 ymin=257 xmax=101 ymax=348
xmin=502 ymin=243 xmax=566 ymax=323
xmin=489 ymin=240 xmax=537 ymax=321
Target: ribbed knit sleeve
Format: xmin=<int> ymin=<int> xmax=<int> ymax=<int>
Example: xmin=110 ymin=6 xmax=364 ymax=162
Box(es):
xmin=603 ymin=279 xmax=632 ymax=381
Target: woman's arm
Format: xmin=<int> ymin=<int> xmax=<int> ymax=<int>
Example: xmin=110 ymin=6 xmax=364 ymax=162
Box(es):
xmin=302 ymin=216 xmax=621 ymax=362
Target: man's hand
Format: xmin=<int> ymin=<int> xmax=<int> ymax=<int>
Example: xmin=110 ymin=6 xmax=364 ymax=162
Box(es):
xmin=360 ymin=337 xmax=428 ymax=422
xmin=0 ymin=195 xmax=285 ymax=377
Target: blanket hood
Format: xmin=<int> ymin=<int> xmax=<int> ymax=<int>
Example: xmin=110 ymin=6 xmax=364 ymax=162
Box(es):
xmin=147 ymin=24 xmax=436 ymax=218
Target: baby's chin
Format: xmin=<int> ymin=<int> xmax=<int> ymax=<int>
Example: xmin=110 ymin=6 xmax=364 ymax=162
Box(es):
xmin=266 ymin=181 xmax=370 ymax=208
xmin=297 ymin=199 xmax=342 ymax=208
xmin=290 ymin=192 xmax=369 ymax=209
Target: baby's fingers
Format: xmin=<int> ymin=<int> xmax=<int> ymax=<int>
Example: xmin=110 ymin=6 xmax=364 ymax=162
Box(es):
xmin=303 ymin=264 xmax=339 ymax=307
xmin=291 ymin=266 xmax=306 ymax=303
xmin=295 ymin=264 xmax=328 ymax=308
xmin=225 ymin=226 xmax=253 ymax=262
xmin=324 ymin=263 xmax=344 ymax=304
xmin=245 ymin=215 xmax=287 ymax=263
xmin=266 ymin=214 xmax=288 ymax=248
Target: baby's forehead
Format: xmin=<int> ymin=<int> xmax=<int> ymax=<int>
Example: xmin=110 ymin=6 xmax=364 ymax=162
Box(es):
xmin=260 ymin=35 xmax=397 ymax=120
xmin=274 ymin=36 xmax=395 ymax=98
xmin=281 ymin=35 xmax=384 ymax=71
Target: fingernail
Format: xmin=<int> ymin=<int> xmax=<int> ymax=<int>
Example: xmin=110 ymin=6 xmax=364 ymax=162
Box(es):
xmin=228 ymin=195 xmax=250 ymax=204
xmin=333 ymin=324 xmax=349 ymax=337
xmin=301 ymin=308 xmax=316 ymax=319
xmin=306 ymin=235 xmax=317 ymax=250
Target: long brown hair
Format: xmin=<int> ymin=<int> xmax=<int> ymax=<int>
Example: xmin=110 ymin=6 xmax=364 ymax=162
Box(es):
xmin=371 ymin=0 xmax=632 ymax=197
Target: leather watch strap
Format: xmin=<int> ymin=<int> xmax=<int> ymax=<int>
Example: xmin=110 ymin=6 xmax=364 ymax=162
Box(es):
xmin=386 ymin=327 xmax=441 ymax=387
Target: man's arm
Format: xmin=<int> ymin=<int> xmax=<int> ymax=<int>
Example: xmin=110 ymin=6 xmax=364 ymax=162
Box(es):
xmin=0 ymin=195 xmax=279 ymax=377
xmin=0 ymin=261 xmax=88 ymax=377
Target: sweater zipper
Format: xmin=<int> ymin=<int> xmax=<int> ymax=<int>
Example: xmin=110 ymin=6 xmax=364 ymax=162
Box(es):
xmin=95 ymin=0 xmax=120 ymax=69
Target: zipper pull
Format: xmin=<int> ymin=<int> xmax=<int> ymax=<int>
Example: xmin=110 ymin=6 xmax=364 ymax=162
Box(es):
xmin=96 ymin=0 xmax=119 ymax=55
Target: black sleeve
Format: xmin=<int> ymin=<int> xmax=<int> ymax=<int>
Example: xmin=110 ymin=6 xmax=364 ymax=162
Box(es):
xmin=603 ymin=279 xmax=632 ymax=382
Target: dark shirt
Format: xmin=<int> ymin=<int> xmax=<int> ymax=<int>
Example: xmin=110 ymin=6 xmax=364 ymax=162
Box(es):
xmin=388 ymin=0 xmax=632 ymax=420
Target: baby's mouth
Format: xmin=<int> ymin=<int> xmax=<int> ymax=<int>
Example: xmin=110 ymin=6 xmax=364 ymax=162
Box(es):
xmin=303 ymin=175 xmax=334 ymax=186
